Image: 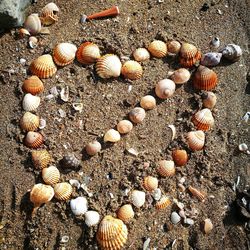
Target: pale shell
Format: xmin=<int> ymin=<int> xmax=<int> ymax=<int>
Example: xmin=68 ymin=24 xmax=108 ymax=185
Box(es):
xmin=155 ymin=196 xmax=171 ymax=210
xmin=32 ymin=150 xmax=51 ymax=169
xmin=24 ymin=13 xmax=41 ymax=35
xmin=121 ymin=60 xmax=143 ymax=80
xmin=20 ymin=112 xmax=40 ymax=131
xmin=131 ymin=190 xmax=146 ymax=208
xmin=85 ymin=141 xmax=102 ymax=156
xmin=155 ymin=79 xmax=176 ymax=99
xmin=192 ymin=108 xmax=214 ymax=131
xmin=148 ymin=40 xmax=167 ymax=58
xmin=157 ymin=160 xmax=175 ymax=177
xmin=53 ymin=43 xmax=77 ymax=66
xmin=117 ymin=120 xmax=133 ymax=134
xmin=22 ymin=75 xmax=44 ymax=95
xmin=186 ymin=130 xmax=205 ymax=151
xmin=221 ymin=44 xmax=242 ymax=62
xmin=200 ymin=52 xmax=222 ymax=67
xmin=70 ymin=197 xmax=88 ymax=216
xmin=22 ymin=93 xmax=41 ymax=111
xmin=76 ymin=42 xmax=101 ymax=64
xmin=133 ymin=48 xmax=150 ymax=62
xmin=85 ymin=211 xmax=100 ymax=226
xmin=24 ymin=131 xmax=43 ymax=148
xmin=117 ymin=204 xmax=135 ymax=223
xmin=42 ymin=166 xmax=60 ymax=185
xmin=188 ymin=186 xmax=206 ymax=202
xmin=140 ymin=95 xmax=156 ymax=110
xmin=170 ymin=68 xmax=191 ymax=84
xmin=202 ymin=91 xmax=217 ymax=109
xmin=167 ymin=40 xmax=181 ymax=54
xmin=104 ymin=129 xmax=121 ymax=142
xmin=203 ymin=218 xmax=213 ymax=234
xmin=28 ymin=36 xmax=38 ymax=49
xmin=129 ymin=107 xmax=146 ymax=124
xmin=54 ymin=182 xmax=73 ymax=201
xmin=40 ymin=2 xmax=59 ymax=25
xmin=143 ymin=176 xmax=158 ymax=191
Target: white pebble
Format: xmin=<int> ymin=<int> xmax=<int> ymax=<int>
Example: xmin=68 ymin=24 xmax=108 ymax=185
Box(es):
xmin=84 ymin=211 xmax=100 ymax=226
xmin=151 ymin=188 xmax=161 ymax=201
xmin=70 ymin=197 xmax=88 ymax=216
xmin=239 ymin=143 xmax=248 ymax=152
xmin=171 ymin=212 xmax=181 ymax=224
xmin=19 ymin=58 xmax=26 ymax=65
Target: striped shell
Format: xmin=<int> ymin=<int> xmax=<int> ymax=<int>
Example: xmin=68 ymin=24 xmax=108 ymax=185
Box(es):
xmin=117 ymin=204 xmax=135 ymax=223
xmin=24 ymin=131 xmax=43 ymax=148
xmin=186 ymin=130 xmax=205 ymax=151
xmin=20 ymin=112 xmax=40 ymax=131
xmin=85 ymin=211 xmax=100 ymax=226
xmin=155 ymin=79 xmax=176 ymax=99
xmin=133 ymin=48 xmax=150 ymax=62
xmin=172 ymin=149 xmax=188 ymax=166
xmin=30 ymin=54 xmax=57 ymax=79
xmin=76 ymin=42 xmax=101 ymax=64
xmin=143 ymin=176 xmax=158 ymax=191
xmin=157 ymin=160 xmax=175 ymax=177
xmin=22 ymin=76 xmax=44 ymax=95
xmin=167 ymin=40 xmax=181 ymax=54
xmin=170 ymin=68 xmax=191 ymax=84
xmin=32 ymin=150 xmax=51 ymax=169
xmin=200 ymin=52 xmax=222 ymax=67
xmin=117 ymin=120 xmax=133 ymax=134
xmin=96 ymin=215 xmax=128 ymax=250
xmin=42 ymin=166 xmax=60 ymax=185
xmin=140 ymin=95 xmax=156 ymax=110
xmin=148 ymin=40 xmax=167 ymax=58
xmin=179 ymin=42 xmax=201 ymax=67
xmin=22 ymin=93 xmax=40 ymax=111
xmin=53 ymin=43 xmax=77 ymax=66
xmin=24 ymin=14 xmax=41 ymax=35
xmin=192 ymin=108 xmax=214 ymax=131
xmin=121 ymin=60 xmax=143 ymax=80
xmin=131 ymin=190 xmax=146 ymax=208
xmin=202 ymin=91 xmax=217 ymax=109
xmin=104 ymin=129 xmax=121 ymax=143
xmin=54 ymin=182 xmax=73 ymax=201
xmin=40 ymin=2 xmax=59 ymax=25
xmin=155 ymin=196 xmax=171 ymax=210
xmin=129 ymin=107 xmax=146 ymax=124
xmin=188 ymin=186 xmax=206 ymax=202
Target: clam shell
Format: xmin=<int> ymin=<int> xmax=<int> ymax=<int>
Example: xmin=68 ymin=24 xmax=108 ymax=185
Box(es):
xmin=143 ymin=176 xmax=158 ymax=191
xmin=121 ymin=60 xmax=143 ymax=80
xmin=140 ymin=95 xmax=156 ymax=110
xmin=186 ymin=130 xmax=205 ymax=151
xmin=157 ymin=160 xmax=175 ymax=177
xmin=61 ymin=153 xmax=81 ymax=169
xmin=40 ymin=2 xmax=59 ymax=25
xmin=202 ymin=91 xmax=217 ymax=109
xmin=96 ymin=54 xmax=122 ymax=78
xmin=131 ymin=190 xmax=146 ymax=208
xmin=117 ymin=120 xmax=133 ymax=134
xmin=20 ymin=112 xmax=40 ymax=131
xmin=133 ymin=48 xmax=150 ymax=62
xmin=24 ymin=131 xmax=43 ymax=148
xmin=53 ymin=43 xmax=77 ymax=66
xmin=22 ymin=93 xmax=41 ymax=111
xmin=155 ymin=79 xmax=176 ymax=99
xmin=104 ymin=129 xmax=121 ymax=142
xmin=42 ymin=166 xmax=60 ymax=185
xmin=76 ymin=42 xmax=101 ymax=64
xmin=172 ymin=149 xmax=188 ymax=166
xmin=19 ymin=28 xmax=30 ymax=37
xmin=167 ymin=40 xmax=181 ymax=54
xmin=188 ymin=186 xmax=205 ymax=202
xmin=32 ymin=150 xmax=51 ymax=169
xmin=192 ymin=108 xmax=214 ymax=131
xmin=85 ymin=211 xmax=100 ymax=226
xmin=85 ymin=141 xmax=102 ymax=156
xmin=200 ymin=52 xmax=222 ymax=67
xmin=155 ymin=196 xmax=171 ymax=210
xmin=117 ymin=204 xmax=134 ymax=223
xmin=54 ymin=182 xmax=73 ymax=201
xmin=179 ymin=42 xmax=201 ymax=67
xmin=24 ymin=13 xmax=41 ymax=35
xmin=96 ymin=215 xmax=128 ymax=250
xmin=129 ymin=107 xmax=146 ymax=124
xmin=22 ymin=76 xmax=44 ymax=95
xmin=148 ymin=40 xmax=167 ymax=58
xmin=170 ymin=68 xmax=191 ymax=84
xmin=203 ymin=218 xmax=213 ymax=234
xmin=70 ymin=197 xmax=88 ymax=216
xmin=221 ymin=44 xmax=242 ymax=62
xmin=30 ymin=54 xmax=57 ymax=79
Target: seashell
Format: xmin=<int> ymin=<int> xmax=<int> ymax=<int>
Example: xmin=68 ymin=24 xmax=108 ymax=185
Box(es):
xmin=210 ymin=37 xmax=220 ymax=49
xmin=148 ymin=40 xmax=167 ymax=58
xmin=70 ymin=197 xmax=88 ymax=216
xmin=42 ymin=166 xmax=60 ymax=185
xmin=85 ymin=141 xmax=102 ymax=156
xmin=117 ymin=204 xmax=134 ymax=223
xmin=155 ymin=196 xmax=171 ymax=210
xmin=24 ymin=131 xmax=43 ymax=148
xmin=170 ymin=68 xmax=191 ymax=84
xmin=192 ymin=108 xmax=214 ymax=131
xmin=61 ymin=153 xmax=81 ymax=169
xmin=22 ymin=93 xmax=41 ymax=111
xmin=32 ymin=150 xmax=51 ymax=169
xmin=131 ymin=190 xmax=146 ymax=208
xmin=167 ymin=40 xmax=181 ymax=54
xmin=171 ymin=212 xmax=181 ymax=224
xmin=53 ymin=43 xmax=77 ymax=66
xmin=121 ymin=60 xmax=143 ymax=80
xmin=85 ymin=211 xmax=100 ymax=226
xmin=188 ymin=186 xmax=205 ymax=202
xmin=168 ymin=124 xmax=176 ymax=141
xmin=220 ymin=44 xmax=242 ymax=62
xmin=96 ymin=54 xmax=122 ymax=79
xmin=28 ymin=36 xmax=38 ymax=49
xmin=24 ymin=13 xmax=41 ymax=35
xmin=186 ymin=130 xmax=205 ymax=151
xmin=140 ymin=95 xmax=156 ymax=110
xmin=193 ymin=65 xmax=218 ymax=90
xmin=133 ymin=48 xmax=150 ymax=62
xmin=238 ymin=143 xmax=248 ymax=152
xmin=129 ymin=107 xmax=146 ymax=124
xmin=104 ymin=129 xmax=121 ymax=142
xmin=20 ymin=112 xmax=40 ymax=131
xmin=203 ymin=218 xmax=213 ymax=234
xmin=151 ymin=188 xmax=162 ymax=201
xmin=40 ymin=2 xmax=59 ymax=25
xmin=30 ymin=54 xmax=57 ymax=79
xmin=76 ymin=42 xmax=101 ymax=64
xmin=87 ymin=6 xmax=119 ymax=20
xmin=157 ymin=160 xmax=175 ymax=177
xmin=117 ymin=120 xmax=133 ymax=134
xmin=202 ymin=91 xmax=217 ymax=109
xmin=22 ymin=76 xmax=44 ymax=95
xmin=179 ymin=42 xmax=201 ymax=67
xmin=200 ymin=52 xmax=222 ymax=67
xmin=96 ymin=215 xmax=128 ymax=250
xmin=155 ymin=79 xmax=176 ymax=99
xmin=19 ymin=28 xmax=30 ymax=38
xmin=143 ymin=176 xmax=158 ymax=191
xmin=54 ymin=182 xmax=73 ymax=201
xmin=172 ymin=149 xmax=188 ymax=166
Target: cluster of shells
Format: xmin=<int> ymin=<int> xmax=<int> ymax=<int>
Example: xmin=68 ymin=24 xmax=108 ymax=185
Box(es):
xmin=18 ymin=2 xmax=243 ymax=249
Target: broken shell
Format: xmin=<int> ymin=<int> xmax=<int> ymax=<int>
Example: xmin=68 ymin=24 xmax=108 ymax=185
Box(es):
xmin=148 ymin=40 xmax=167 ymax=58
xmin=155 ymin=196 xmax=171 ymax=210
xmin=24 ymin=131 xmax=43 ymax=148
xmin=70 ymin=197 xmax=88 ymax=216
xmin=220 ymin=44 xmax=242 ymax=62
xmin=171 ymin=211 xmax=181 ymax=224
xmin=210 ymin=37 xmax=220 ymax=49
xmin=170 ymin=68 xmax=191 ymax=84
xmin=32 ymin=150 xmax=51 ymax=169
xmin=200 ymin=52 xmax=222 ymax=67
xmin=172 ymin=149 xmax=188 ymax=166
xmin=30 ymin=54 xmax=57 ymax=79
xmin=22 ymin=76 xmax=44 ymax=95
xmin=22 ymin=93 xmax=41 ymax=111
xmin=24 ymin=13 xmax=41 ymax=35
xmin=186 ymin=130 xmax=205 ymax=151
xmin=28 ymin=36 xmax=38 ymax=49
xmin=179 ymin=42 xmax=201 ymax=67
xmin=157 ymin=160 xmax=175 ymax=177
xmin=96 ymin=54 xmax=122 ymax=78
xmin=129 ymin=107 xmax=146 ymax=124
xmin=202 ymin=91 xmax=217 ymax=109
xmin=188 ymin=186 xmax=205 ymax=202
xmin=140 ymin=95 xmax=156 ymax=110
xmin=133 ymin=48 xmax=150 ymax=62
xmin=203 ymin=218 xmax=213 ymax=234
xmin=168 ymin=124 xmax=176 ymax=141
xmin=96 ymin=215 xmax=128 ymax=250
xmin=76 ymin=42 xmax=101 ymax=64
xmin=53 ymin=43 xmax=77 ymax=66
xmin=40 ymin=2 xmax=59 ymax=25
xmin=54 ymin=182 xmax=73 ymax=201
xmin=121 ymin=60 xmax=143 ymax=80
xmin=19 ymin=28 xmax=30 ymax=37
xmin=117 ymin=204 xmax=135 ymax=223
xmin=85 ymin=211 xmax=100 ymax=226
xmin=167 ymin=40 xmax=181 ymax=54
xmin=104 ymin=129 xmax=121 ymax=142
xmin=87 ymin=6 xmax=119 ymax=20
xmin=143 ymin=176 xmax=158 ymax=191
xmin=192 ymin=108 xmax=214 ymax=131
xmin=155 ymin=79 xmax=176 ymax=99
xmin=117 ymin=120 xmax=133 ymax=134
xmin=61 ymin=154 xmax=81 ymax=169
xmin=42 ymin=166 xmax=60 ymax=185
xmin=85 ymin=141 xmax=102 ymax=156
xmin=131 ymin=190 xmax=146 ymax=208
xmin=20 ymin=112 xmax=40 ymax=132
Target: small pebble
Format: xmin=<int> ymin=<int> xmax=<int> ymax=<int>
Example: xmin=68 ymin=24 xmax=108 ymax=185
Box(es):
xmin=19 ymin=58 xmax=26 ymax=65
xmin=61 ymin=235 xmax=69 ymax=243
xmin=151 ymin=188 xmax=162 ymax=201
xmin=58 ymin=109 xmax=66 ymax=118
xmin=39 ymin=118 xmax=46 ymax=129
xmin=143 ymin=238 xmax=151 ymax=250
xmin=203 ymin=218 xmax=213 ymax=234
xmin=184 ymin=218 xmax=195 ymax=225
xmin=238 ymin=143 xmax=248 ymax=152
xmin=171 ymin=212 xmax=181 ymax=224
xmin=126 ymin=148 xmax=139 ymax=156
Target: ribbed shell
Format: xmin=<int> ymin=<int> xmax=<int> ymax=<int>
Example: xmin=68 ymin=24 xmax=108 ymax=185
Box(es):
xmin=192 ymin=108 xmax=214 ymax=131
xmin=129 ymin=107 xmax=146 ymax=124
xmin=179 ymin=43 xmax=201 ymax=67
xmin=117 ymin=204 xmax=134 ymax=223
xmin=22 ymin=93 xmax=41 ymax=111
xmin=53 ymin=43 xmax=77 ymax=66
xmin=172 ymin=149 xmax=188 ymax=166
xmin=133 ymin=48 xmax=150 ymax=62
xmin=20 ymin=112 xmax=40 ymax=131
xmin=22 ymin=76 xmax=44 ymax=95
xmin=148 ymin=40 xmax=167 ymax=58
xmin=155 ymin=79 xmax=176 ymax=99
xmin=117 ymin=120 xmax=133 ymax=134
xmin=24 ymin=131 xmax=43 ymax=148
xmin=155 ymin=196 xmax=171 ymax=210
xmin=121 ymin=60 xmax=143 ymax=80
xmin=188 ymin=186 xmax=205 ymax=202
xmin=76 ymin=42 xmax=101 ymax=64
xmin=186 ymin=130 xmax=205 ymax=151
xmin=170 ymin=68 xmax=191 ymax=84
xmin=40 ymin=3 xmax=59 ymax=25
xmin=42 ymin=166 xmax=60 ymax=185
xmin=143 ymin=176 xmax=158 ymax=191
xmin=157 ymin=160 xmax=175 ymax=177
xmin=54 ymin=182 xmax=73 ymax=201
xmin=24 ymin=14 xmax=41 ymax=35
xmin=32 ymin=150 xmax=51 ymax=169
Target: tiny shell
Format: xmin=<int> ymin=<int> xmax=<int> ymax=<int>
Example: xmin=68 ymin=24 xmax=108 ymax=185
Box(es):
xmin=200 ymin=52 xmax=222 ymax=67
xmin=22 ymin=76 xmax=44 ymax=95
xmin=157 ymin=160 xmax=175 ymax=177
xmin=133 ymin=48 xmax=150 ymax=62
xmin=171 ymin=212 xmax=181 ymax=224
xmin=61 ymin=154 xmax=81 ymax=169
xmin=42 ymin=166 xmax=60 ymax=185
xmin=85 ymin=211 xmax=100 ymax=226
xmin=24 ymin=131 xmax=43 ymax=148
xmin=129 ymin=107 xmax=146 ymax=124
xmin=121 ymin=60 xmax=143 ymax=80
xmin=24 ymin=13 xmax=41 ymax=35
xmin=155 ymin=196 xmax=171 ymax=210
xmin=53 ymin=43 xmax=77 ymax=66
xmin=143 ymin=176 xmax=158 ymax=191
xmin=172 ymin=149 xmax=188 ymax=166
xmin=140 ymin=95 xmax=156 ymax=110
xmin=186 ymin=130 xmax=205 ymax=151
xmin=85 ymin=141 xmax=102 ymax=156
xmin=76 ymin=42 xmax=101 ymax=64
xmin=117 ymin=204 xmax=135 ymax=223
xmin=179 ymin=42 xmax=201 ymax=67
xmin=20 ymin=112 xmax=40 ymax=131
xmin=202 ymin=91 xmax=217 ymax=109
xmin=22 ymin=93 xmax=41 ymax=111
xmin=117 ymin=120 xmax=133 ymax=134
xmin=168 ymin=124 xmax=176 ymax=141
xmin=19 ymin=28 xmax=30 ymax=37
xmin=203 ymin=218 xmax=213 ymax=234
xmin=131 ymin=190 xmax=146 ymax=208
xmin=188 ymin=186 xmax=205 ymax=202
xmin=32 ymin=150 xmax=51 ymax=169
xmin=70 ymin=197 xmax=88 ymax=216
xmin=210 ymin=37 xmax=220 ymax=49
xmin=40 ymin=2 xmax=59 ymax=25
xmin=192 ymin=108 xmax=214 ymax=131
xmin=167 ymin=40 xmax=181 ymax=54
xmin=54 ymin=182 xmax=73 ymax=201
xmin=221 ymin=44 xmax=242 ymax=62
xmin=170 ymin=68 xmax=191 ymax=84
xmin=155 ymin=79 xmax=176 ymax=99
xmin=104 ymin=129 xmax=121 ymax=142
xmin=28 ymin=36 xmax=38 ymax=49
xmin=148 ymin=40 xmax=167 ymax=58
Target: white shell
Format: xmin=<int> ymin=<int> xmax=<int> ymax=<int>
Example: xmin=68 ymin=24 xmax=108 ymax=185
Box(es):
xmin=155 ymin=79 xmax=176 ymax=99
xmin=221 ymin=44 xmax=242 ymax=62
xmin=131 ymin=190 xmax=145 ymax=208
xmin=104 ymin=129 xmax=121 ymax=142
xmin=210 ymin=37 xmax=220 ymax=49
xmin=84 ymin=210 xmax=100 ymax=226
xmin=70 ymin=197 xmax=88 ymax=216
xmin=133 ymin=48 xmax=150 ymax=62
xmin=22 ymin=93 xmax=41 ymax=111
xmin=24 ymin=13 xmax=41 ymax=35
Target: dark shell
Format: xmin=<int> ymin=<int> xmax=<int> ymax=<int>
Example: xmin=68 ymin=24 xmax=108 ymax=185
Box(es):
xmin=200 ymin=52 xmax=222 ymax=67
xmin=61 ymin=154 xmax=81 ymax=168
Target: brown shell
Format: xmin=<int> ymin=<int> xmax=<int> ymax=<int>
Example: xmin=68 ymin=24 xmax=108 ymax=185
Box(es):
xmin=140 ymin=95 xmax=156 ymax=110
xmin=121 ymin=60 xmax=143 ymax=80
xmin=76 ymin=42 xmax=101 ymax=64
xmin=32 ymin=150 xmax=51 ymax=169
xmin=117 ymin=120 xmax=133 ymax=134
xmin=42 ymin=166 xmax=60 ymax=185
xmin=24 ymin=131 xmax=43 ymax=148
xmin=20 ymin=112 xmax=40 ymax=132
xmin=117 ymin=204 xmax=135 ymax=223
xmin=22 ymin=76 xmax=44 ymax=95
xmin=143 ymin=176 xmax=158 ymax=191
xmin=148 ymin=40 xmax=168 ymax=58
xmin=155 ymin=196 xmax=171 ymax=210
xmin=167 ymin=40 xmax=181 ymax=54
xmin=157 ymin=160 xmax=175 ymax=177
xmin=188 ymin=186 xmax=206 ymax=202
xmin=129 ymin=107 xmax=146 ymax=124
xmin=202 ymin=91 xmax=217 ymax=109
xmin=172 ymin=149 xmax=188 ymax=166
xmin=54 ymin=182 xmax=73 ymax=201
xmin=192 ymin=108 xmax=214 ymax=131
xmin=53 ymin=43 xmax=77 ymax=66
xmin=186 ymin=130 xmax=205 ymax=151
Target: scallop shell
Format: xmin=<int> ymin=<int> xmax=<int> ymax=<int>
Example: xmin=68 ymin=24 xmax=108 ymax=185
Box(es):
xmin=104 ymin=129 xmax=121 ymax=142
xmin=188 ymin=186 xmax=205 ymax=202
xmin=148 ymin=40 xmax=167 ymax=58
xmin=32 ymin=150 xmax=51 ymax=169
xmin=133 ymin=48 xmax=150 ymax=62
xmin=76 ymin=42 xmax=101 ymax=64
xmin=96 ymin=215 xmax=128 ymax=250
xmin=53 ymin=43 xmax=77 ymax=66
xmin=202 ymin=91 xmax=217 ymax=109
xmin=155 ymin=196 xmax=171 ymax=210
xmin=140 ymin=95 xmax=156 ymax=110
xmin=24 ymin=131 xmax=43 ymax=148
xmin=192 ymin=108 xmax=214 ymax=131
xmin=42 ymin=166 xmax=60 ymax=185
xmin=179 ymin=42 xmax=201 ymax=67
xmin=85 ymin=141 xmax=102 ymax=156
xmin=70 ymin=197 xmax=88 ymax=216
xmin=186 ymin=130 xmax=205 ymax=151
xmin=143 ymin=176 xmax=158 ymax=191
xmin=117 ymin=204 xmax=134 ymax=223
xmin=24 ymin=13 xmax=41 ymax=35
xmin=30 ymin=54 xmax=57 ymax=79
xmin=121 ymin=60 xmax=143 ymax=80
xmin=85 ymin=211 xmax=100 ymax=226
xmin=221 ymin=44 xmax=242 ymax=62
xmin=193 ymin=65 xmax=218 ymax=90
xmin=61 ymin=153 xmax=81 ymax=169
xmin=117 ymin=120 xmax=133 ymax=134
xmin=200 ymin=52 xmax=222 ymax=67
xmin=172 ymin=149 xmax=188 ymax=166
xmin=167 ymin=40 xmax=181 ymax=54
xmin=22 ymin=76 xmax=44 ymax=95
xmin=54 ymin=182 xmax=73 ymax=201
xmin=22 ymin=93 xmax=41 ymax=111
xmin=20 ymin=112 xmax=40 ymax=131
xmin=40 ymin=2 xmax=59 ymax=25
xmin=157 ymin=160 xmax=175 ymax=177
xmin=155 ymin=79 xmax=176 ymax=99
xmin=170 ymin=68 xmax=191 ymax=84
xmin=129 ymin=107 xmax=146 ymax=124
xmin=96 ymin=54 xmax=122 ymax=79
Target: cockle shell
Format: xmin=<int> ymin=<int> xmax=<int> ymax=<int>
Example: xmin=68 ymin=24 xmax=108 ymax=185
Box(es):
xmin=129 ymin=107 xmax=146 ymax=124
xmin=140 ymin=95 xmax=156 ymax=110
xmin=172 ymin=149 xmax=188 ymax=166
xmin=148 ymin=40 xmax=168 ymax=58
xmin=167 ymin=40 xmax=181 ymax=54
xmin=61 ymin=153 xmax=81 ymax=169
xmin=22 ymin=93 xmax=41 ymax=111
xmin=220 ymin=44 xmax=242 ymax=62
xmin=131 ymin=190 xmax=146 ymax=208
xmin=192 ymin=108 xmax=214 ymax=131
xmin=96 ymin=54 xmax=122 ymax=78
xmin=121 ymin=60 xmax=143 ymax=80
xmin=24 ymin=131 xmax=43 ymax=148
xmin=200 ymin=52 xmax=222 ymax=67
xmin=53 ymin=43 xmax=77 ymax=66
xmin=32 ymin=150 xmax=51 ymax=169
xmin=24 ymin=14 xmax=41 ymax=35
xmin=186 ymin=130 xmax=205 ymax=151
xmin=96 ymin=215 xmax=128 ymax=250
xmin=157 ymin=160 xmax=175 ymax=177
xmin=85 ymin=211 xmax=100 ymax=226
xmin=85 ymin=141 xmax=102 ymax=156
xmin=117 ymin=204 xmax=135 ymax=223
xmin=20 ymin=112 xmax=40 ymax=131
xmin=40 ymin=2 xmax=59 ymax=25
xmin=202 ymin=91 xmax=217 ymax=109
xmin=42 ymin=166 xmax=60 ymax=185
xmin=188 ymin=186 xmax=206 ymax=202
xmin=155 ymin=79 xmax=176 ymax=99
xmin=70 ymin=197 xmax=88 ymax=216
xmin=170 ymin=68 xmax=191 ymax=84
xmin=76 ymin=42 xmax=101 ymax=64
xmin=22 ymin=76 xmax=44 ymax=95
xmin=133 ymin=48 xmax=150 ymax=62
xmin=30 ymin=54 xmax=57 ymax=79
xmin=54 ymin=182 xmax=73 ymax=201
xmin=104 ymin=129 xmax=121 ymax=142
xmin=117 ymin=120 xmax=133 ymax=134
xmin=143 ymin=176 xmax=158 ymax=191
xmin=179 ymin=42 xmax=201 ymax=67
xmin=155 ymin=196 xmax=171 ymax=210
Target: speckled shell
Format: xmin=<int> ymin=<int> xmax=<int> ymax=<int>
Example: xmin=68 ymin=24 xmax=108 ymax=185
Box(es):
xmin=42 ymin=166 xmax=60 ymax=185
xmin=129 ymin=107 xmax=146 ymax=124
xmin=121 ymin=60 xmax=143 ymax=80
xmin=85 ymin=141 xmax=102 ymax=156
xmin=221 ymin=44 xmax=242 ymax=62
xmin=20 ymin=112 xmax=40 ymax=131
xmin=117 ymin=120 xmax=133 ymax=134
xmin=40 ymin=2 xmax=59 ymax=25
xmin=96 ymin=54 xmax=122 ymax=78
xmin=170 ymin=68 xmax=191 ymax=84
xmin=24 ymin=131 xmax=43 ymax=148
xmin=157 ymin=160 xmax=175 ymax=177
xmin=24 ymin=14 xmax=41 ymax=35
xmin=131 ymin=190 xmax=146 ymax=208
xmin=179 ymin=42 xmax=201 ymax=67
xmin=186 ymin=130 xmax=205 ymax=151
xmin=85 ymin=211 xmax=100 ymax=226
xmin=96 ymin=215 xmax=128 ymax=250
xmin=202 ymin=91 xmax=217 ymax=109
xmin=148 ymin=40 xmax=167 ymax=58
xmin=117 ymin=204 xmax=134 ymax=223
xmin=22 ymin=93 xmax=41 ymax=111
xmin=143 ymin=176 xmax=158 ymax=191
xmin=155 ymin=196 xmax=171 ymax=210
xmin=133 ymin=48 xmax=150 ymax=62
xmin=61 ymin=154 xmax=81 ymax=168
xmin=155 ymin=79 xmax=176 ymax=99
xmin=167 ymin=40 xmax=181 ymax=54
xmin=76 ymin=42 xmax=101 ymax=64
xmin=104 ymin=129 xmax=121 ymax=142
xmin=140 ymin=95 xmax=156 ymax=110
xmin=200 ymin=52 xmax=222 ymax=67
xmin=22 ymin=76 xmax=44 ymax=95
xmin=32 ymin=150 xmax=51 ymax=169
xmin=188 ymin=186 xmax=205 ymax=202
xmin=193 ymin=65 xmax=218 ymax=90
xmin=53 ymin=43 xmax=77 ymax=66
xmin=172 ymin=149 xmax=188 ymax=166
xmin=192 ymin=108 xmax=214 ymax=131
xmin=54 ymin=182 xmax=73 ymax=201
xmin=30 ymin=54 xmax=57 ymax=79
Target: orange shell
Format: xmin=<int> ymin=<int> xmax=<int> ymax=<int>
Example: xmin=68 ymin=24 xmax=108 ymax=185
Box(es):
xmin=22 ymin=75 xmax=44 ymax=95
xmin=157 ymin=160 xmax=175 ymax=177
xmin=20 ymin=112 xmax=40 ymax=131
xmin=192 ymin=108 xmax=214 ymax=131
xmin=117 ymin=120 xmax=133 ymax=134
xmin=30 ymin=54 xmax=57 ymax=79
xmin=155 ymin=196 xmax=171 ymax=210
xmin=186 ymin=130 xmax=205 ymax=151
xmin=32 ymin=150 xmax=51 ymax=169
xmin=76 ymin=42 xmax=101 ymax=64
xmin=172 ymin=149 xmax=188 ymax=166
xmin=188 ymin=186 xmax=206 ymax=202
xmin=54 ymin=182 xmax=72 ymax=201
xmin=117 ymin=204 xmax=134 ymax=223
xmin=180 ymin=42 xmax=198 ymax=59
xmin=42 ymin=166 xmax=60 ymax=185
xmin=53 ymin=43 xmax=77 ymax=66
xmin=121 ymin=60 xmax=143 ymax=80
xmin=143 ymin=176 xmax=158 ymax=191
xmin=148 ymin=40 xmax=167 ymax=58
xmin=24 ymin=131 xmax=43 ymax=148
xmin=179 ymin=51 xmax=202 ymax=67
